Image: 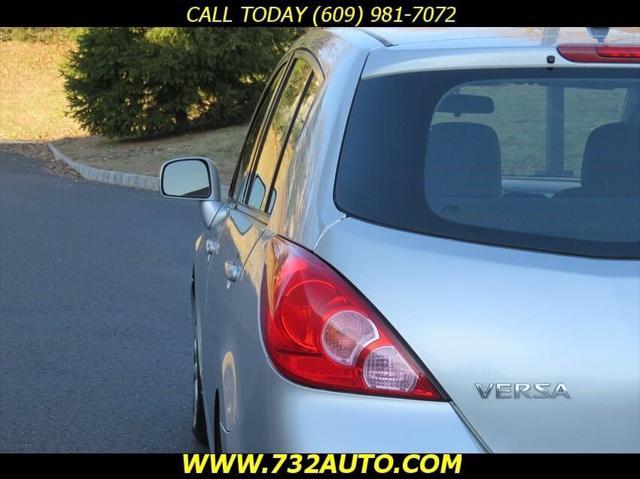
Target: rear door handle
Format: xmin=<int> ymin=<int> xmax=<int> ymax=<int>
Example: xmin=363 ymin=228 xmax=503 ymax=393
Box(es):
xmin=224 ymin=260 xmax=241 ymax=282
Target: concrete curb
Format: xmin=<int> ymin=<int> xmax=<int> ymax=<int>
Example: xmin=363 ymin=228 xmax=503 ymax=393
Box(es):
xmin=47 ymin=143 xmax=160 ymax=191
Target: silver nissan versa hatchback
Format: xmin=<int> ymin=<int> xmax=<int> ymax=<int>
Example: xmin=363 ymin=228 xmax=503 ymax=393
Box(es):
xmin=160 ymin=28 xmax=640 ymax=453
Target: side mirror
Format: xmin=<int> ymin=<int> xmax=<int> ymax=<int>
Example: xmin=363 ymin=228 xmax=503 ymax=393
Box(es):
xmin=160 ymin=157 xmax=219 ymax=200
xmin=160 ymin=157 xmax=225 ymax=228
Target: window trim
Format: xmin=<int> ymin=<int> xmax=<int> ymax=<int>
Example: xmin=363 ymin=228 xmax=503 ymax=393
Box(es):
xmin=235 ymin=48 xmax=325 ymax=218
xmin=229 ymin=52 xmax=293 ymax=202
xmin=235 ymin=201 xmax=270 ymax=225
xmin=263 ymin=72 xmax=315 ymax=213
xmin=242 ymin=58 xmax=299 ymax=211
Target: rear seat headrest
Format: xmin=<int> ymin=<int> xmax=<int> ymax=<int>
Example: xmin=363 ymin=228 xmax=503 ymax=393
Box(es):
xmin=425 ymin=122 xmax=502 ymax=198
xmin=582 ymin=122 xmax=640 ymax=197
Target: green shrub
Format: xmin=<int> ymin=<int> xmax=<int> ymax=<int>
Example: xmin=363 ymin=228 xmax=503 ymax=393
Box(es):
xmin=63 ymin=28 xmax=302 ymax=138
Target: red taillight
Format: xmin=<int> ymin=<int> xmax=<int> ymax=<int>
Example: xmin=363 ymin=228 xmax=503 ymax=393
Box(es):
xmin=558 ymin=44 xmax=640 ymax=63
xmin=260 ymin=236 xmax=442 ymax=400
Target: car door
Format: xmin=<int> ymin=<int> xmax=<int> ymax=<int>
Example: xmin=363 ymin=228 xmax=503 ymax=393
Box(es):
xmin=198 ymin=57 xmax=289 ymax=415
xmin=200 ymin=53 xmax=323 ymax=436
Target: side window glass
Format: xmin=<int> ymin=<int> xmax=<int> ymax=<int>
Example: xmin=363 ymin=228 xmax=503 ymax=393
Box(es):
xmin=247 ymin=175 xmax=265 ymax=210
xmin=232 ymin=64 xmax=287 ymax=201
xmin=266 ymin=73 xmax=321 ymax=214
xmin=245 ymin=59 xmax=313 ymax=211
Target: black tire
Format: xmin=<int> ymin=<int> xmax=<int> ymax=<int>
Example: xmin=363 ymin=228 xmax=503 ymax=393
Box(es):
xmin=213 ymin=392 xmax=222 ymax=453
xmin=192 ymin=342 xmax=209 ymax=447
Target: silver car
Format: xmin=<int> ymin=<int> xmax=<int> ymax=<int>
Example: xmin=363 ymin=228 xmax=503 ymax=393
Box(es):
xmin=160 ymin=27 xmax=640 ymax=453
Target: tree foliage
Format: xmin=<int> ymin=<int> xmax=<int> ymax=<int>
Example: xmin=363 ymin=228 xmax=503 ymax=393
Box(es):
xmin=63 ymin=28 xmax=302 ymax=138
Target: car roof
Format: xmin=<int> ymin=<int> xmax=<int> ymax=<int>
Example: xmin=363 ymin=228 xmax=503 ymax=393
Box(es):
xmin=357 ymin=27 xmax=640 ymax=49
xmin=295 ymin=28 xmax=640 ymax=84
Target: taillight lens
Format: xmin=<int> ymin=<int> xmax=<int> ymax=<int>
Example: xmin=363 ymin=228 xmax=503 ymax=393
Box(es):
xmin=558 ymin=44 xmax=640 ymax=63
xmin=260 ymin=236 xmax=442 ymax=400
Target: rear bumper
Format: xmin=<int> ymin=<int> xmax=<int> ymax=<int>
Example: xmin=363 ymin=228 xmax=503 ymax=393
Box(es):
xmin=222 ymin=367 xmax=484 ymax=452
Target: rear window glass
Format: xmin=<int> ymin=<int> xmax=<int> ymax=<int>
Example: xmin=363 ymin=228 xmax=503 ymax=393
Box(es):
xmin=335 ymin=68 xmax=640 ymax=258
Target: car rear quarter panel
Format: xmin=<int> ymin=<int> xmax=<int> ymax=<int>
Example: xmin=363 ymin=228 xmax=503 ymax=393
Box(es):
xmin=313 ymin=217 xmax=640 ymax=452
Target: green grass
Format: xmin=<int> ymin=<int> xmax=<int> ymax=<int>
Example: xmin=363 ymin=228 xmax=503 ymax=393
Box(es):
xmin=54 ymin=125 xmax=248 ymax=184
xmin=0 ymin=27 xmax=84 ymax=43
xmin=0 ymin=39 xmax=84 ymax=141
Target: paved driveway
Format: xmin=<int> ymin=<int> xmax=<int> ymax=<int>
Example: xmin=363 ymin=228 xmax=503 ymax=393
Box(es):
xmin=0 ymin=151 xmax=206 ymax=452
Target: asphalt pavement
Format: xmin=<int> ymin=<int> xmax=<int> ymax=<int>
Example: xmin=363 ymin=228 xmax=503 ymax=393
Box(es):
xmin=0 ymin=151 xmax=207 ymax=452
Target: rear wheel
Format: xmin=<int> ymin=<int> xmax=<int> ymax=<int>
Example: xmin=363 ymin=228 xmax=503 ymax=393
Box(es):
xmin=213 ymin=391 xmax=222 ymax=453
xmin=192 ymin=340 xmax=209 ymax=446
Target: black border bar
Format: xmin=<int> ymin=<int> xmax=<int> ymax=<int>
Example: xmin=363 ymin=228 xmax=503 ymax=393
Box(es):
xmin=1 ymin=453 xmax=639 ymax=477
xmin=2 ymin=1 xmax=640 ymax=27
